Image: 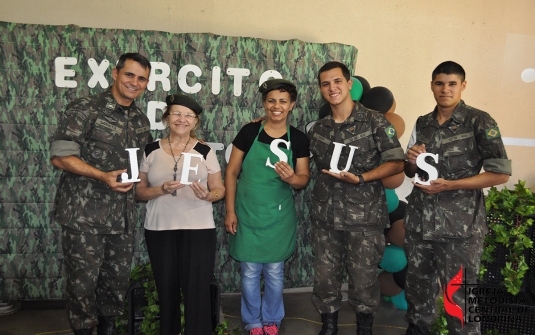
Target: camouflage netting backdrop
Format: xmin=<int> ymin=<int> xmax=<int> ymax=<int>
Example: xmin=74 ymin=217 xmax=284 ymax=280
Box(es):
xmin=0 ymin=21 xmax=358 ymax=299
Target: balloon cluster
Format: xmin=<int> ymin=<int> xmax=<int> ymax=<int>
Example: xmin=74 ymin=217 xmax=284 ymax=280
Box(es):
xmin=379 ymin=201 xmax=408 ymax=310
xmin=349 ymin=75 xmax=409 ymax=310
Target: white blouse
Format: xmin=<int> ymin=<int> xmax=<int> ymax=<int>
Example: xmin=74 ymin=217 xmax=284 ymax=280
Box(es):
xmin=139 ymin=140 xmax=221 ymax=230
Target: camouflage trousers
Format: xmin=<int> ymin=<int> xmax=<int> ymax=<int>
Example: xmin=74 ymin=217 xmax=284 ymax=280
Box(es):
xmin=404 ymin=229 xmax=484 ymax=335
xmin=311 ymin=225 xmax=385 ymax=315
xmin=61 ymin=226 xmax=134 ymax=330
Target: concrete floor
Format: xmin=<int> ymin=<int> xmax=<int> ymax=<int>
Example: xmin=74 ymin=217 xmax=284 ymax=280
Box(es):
xmin=0 ymin=292 xmax=407 ymax=335
xmin=221 ymin=291 xmax=407 ymax=335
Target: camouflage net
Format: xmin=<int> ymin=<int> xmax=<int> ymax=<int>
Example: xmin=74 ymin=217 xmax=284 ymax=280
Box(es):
xmin=0 ymin=21 xmax=357 ymax=298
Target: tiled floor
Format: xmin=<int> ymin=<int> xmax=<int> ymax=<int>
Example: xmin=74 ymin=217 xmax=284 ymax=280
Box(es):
xmin=0 ymin=291 xmax=408 ymax=335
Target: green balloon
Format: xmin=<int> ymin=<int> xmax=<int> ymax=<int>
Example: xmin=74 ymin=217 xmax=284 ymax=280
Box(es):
xmin=392 ymin=290 xmax=408 ymax=310
xmin=385 ymin=188 xmax=399 ymax=213
xmin=379 ymin=245 xmax=407 ymax=273
xmin=350 ymin=77 xmax=364 ymax=101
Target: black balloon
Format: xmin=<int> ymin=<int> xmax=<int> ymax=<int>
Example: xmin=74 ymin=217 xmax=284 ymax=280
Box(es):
xmin=359 ymin=86 xmax=394 ymax=114
xmin=355 ymin=76 xmax=371 ymax=94
xmin=393 ymin=265 xmax=407 ymax=289
xmin=319 ymin=102 xmax=332 ymax=119
xmin=388 ymin=201 xmax=406 ymax=224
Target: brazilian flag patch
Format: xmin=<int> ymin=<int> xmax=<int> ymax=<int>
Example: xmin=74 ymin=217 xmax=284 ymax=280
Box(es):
xmin=385 ymin=125 xmax=396 ymax=138
xmin=485 ymin=127 xmax=501 ymax=139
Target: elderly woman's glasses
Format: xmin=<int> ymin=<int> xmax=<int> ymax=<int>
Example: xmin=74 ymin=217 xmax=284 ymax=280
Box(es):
xmin=169 ymin=111 xmax=197 ymax=119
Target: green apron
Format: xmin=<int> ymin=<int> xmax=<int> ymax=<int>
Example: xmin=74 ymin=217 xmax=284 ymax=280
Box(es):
xmin=229 ymin=124 xmax=297 ymax=263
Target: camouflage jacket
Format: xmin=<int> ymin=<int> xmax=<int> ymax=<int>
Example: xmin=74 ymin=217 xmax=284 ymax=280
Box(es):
xmin=309 ymin=102 xmax=404 ymax=231
xmin=50 ymin=89 xmax=151 ymax=234
xmin=405 ymin=100 xmax=511 ymax=240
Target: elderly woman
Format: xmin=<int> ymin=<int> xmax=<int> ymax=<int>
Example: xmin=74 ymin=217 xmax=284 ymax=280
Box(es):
xmin=136 ymin=94 xmax=225 ymax=335
xmin=225 ymin=79 xmax=310 ymax=335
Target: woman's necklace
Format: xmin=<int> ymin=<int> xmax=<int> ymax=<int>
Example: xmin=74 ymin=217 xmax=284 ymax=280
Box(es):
xmin=168 ymin=135 xmax=191 ymax=196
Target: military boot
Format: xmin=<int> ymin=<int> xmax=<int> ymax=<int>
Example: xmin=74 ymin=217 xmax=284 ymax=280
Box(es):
xmin=73 ymin=329 xmax=94 ymax=335
xmin=96 ymin=316 xmax=116 ymax=335
xmin=319 ymin=310 xmax=338 ymax=335
xmin=405 ymin=322 xmax=430 ymax=335
xmin=356 ymin=312 xmax=374 ymax=335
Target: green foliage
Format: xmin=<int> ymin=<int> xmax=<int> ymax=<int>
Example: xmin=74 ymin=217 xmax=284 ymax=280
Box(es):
xmin=480 ymin=181 xmax=535 ymax=295
xmin=139 ymin=263 xmax=160 ymax=335
xmin=115 ymin=297 xmax=128 ymax=334
xmin=115 ymin=263 xmax=161 ymax=335
xmin=214 ymin=320 xmax=241 ymax=335
xmin=430 ymin=296 xmax=448 ymax=335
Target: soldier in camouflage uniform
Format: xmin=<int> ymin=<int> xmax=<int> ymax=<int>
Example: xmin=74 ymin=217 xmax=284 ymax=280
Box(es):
xmin=50 ymin=53 xmax=152 ymax=335
xmin=403 ymin=61 xmax=511 ymax=335
xmin=309 ymin=61 xmax=405 ymax=335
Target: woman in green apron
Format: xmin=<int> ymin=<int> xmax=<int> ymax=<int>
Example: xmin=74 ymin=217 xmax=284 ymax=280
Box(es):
xmin=225 ymin=79 xmax=310 ymax=335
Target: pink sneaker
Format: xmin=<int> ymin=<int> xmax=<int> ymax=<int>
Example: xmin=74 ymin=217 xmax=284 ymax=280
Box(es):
xmin=263 ymin=324 xmax=279 ymax=335
xmin=249 ymin=327 xmax=264 ymax=335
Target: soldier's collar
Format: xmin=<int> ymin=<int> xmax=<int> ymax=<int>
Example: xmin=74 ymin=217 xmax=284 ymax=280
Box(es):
xmin=430 ymin=100 xmax=466 ymax=126
xmin=450 ymin=100 xmax=467 ymax=124
xmin=103 ymin=89 xmax=137 ymax=112
xmin=103 ymin=89 xmax=119 ymax=111
xmin=349 ymin=101 xmax=367 ymax=122
xmin=315 ymin=115 xmax=333 ymax=128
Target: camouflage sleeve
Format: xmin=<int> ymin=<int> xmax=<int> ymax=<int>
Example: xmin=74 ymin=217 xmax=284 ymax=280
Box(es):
xmin=371 ymin=112 xmax=404 ymax=159
xmin=474 ymin=112 xmax=511 ymax=175
xmin=50 ymin=99 xmax=93 ymax=156
xmin=50 ymin=140 xmax=81 ymax=158
xmin=483 ymin=158 xmax=512 ymax=175
xmin=381 ymin=147 xmax=405 ymax=162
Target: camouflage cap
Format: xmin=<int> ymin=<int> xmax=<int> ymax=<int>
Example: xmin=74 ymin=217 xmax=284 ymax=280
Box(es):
xmin=259 ymin=78 xmax=296 ymax=94
xmin=165 ymin=94 xmax=203 ymax=115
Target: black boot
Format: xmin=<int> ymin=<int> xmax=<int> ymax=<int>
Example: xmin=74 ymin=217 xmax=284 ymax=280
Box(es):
xmin=405 ymin=322 xmax=430 ymax=335
xmin=319 ymin=311 xmax=339 ymax=335
xmin=73 ymin=329 xmax=94 ymax=335
xmin=356 ymin=312 xmax=374 ymax=335
xmin=96 ymin=316 xmax=116 ymax=335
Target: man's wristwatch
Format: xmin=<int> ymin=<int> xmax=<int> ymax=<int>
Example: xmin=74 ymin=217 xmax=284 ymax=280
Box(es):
xmin=357 ymin=174 xmax=365 ymax=184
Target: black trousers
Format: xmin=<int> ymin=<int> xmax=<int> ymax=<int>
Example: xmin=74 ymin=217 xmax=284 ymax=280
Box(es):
xmin=145 ymin=228 xmax=216 ymax=335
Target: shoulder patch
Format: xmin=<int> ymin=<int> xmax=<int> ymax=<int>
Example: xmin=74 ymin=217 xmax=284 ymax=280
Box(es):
xmin=385 ymin=125 xmax=396 ymax=138
xmin=144 ymin=141 xmax=160 ymax=157
xmin=193 ymin=142 xmax=211 ymax=160
xmin=485 ymin=127 xmax=501 ymax=139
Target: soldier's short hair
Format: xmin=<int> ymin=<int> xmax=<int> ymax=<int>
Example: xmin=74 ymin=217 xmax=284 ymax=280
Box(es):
xmin=432 ymin=61 xmax=465 ymax=82
xmin=317 ymin=61 xmax=351 ymax=85
xmin=116 ymin=53 xmax=152 ymax=73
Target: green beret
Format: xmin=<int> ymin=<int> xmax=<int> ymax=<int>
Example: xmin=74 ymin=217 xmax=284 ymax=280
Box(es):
xmin=165 ymin=94 xmax=203 ymax=115
xmin=259 ymin=79 xmax=296 ymax=94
